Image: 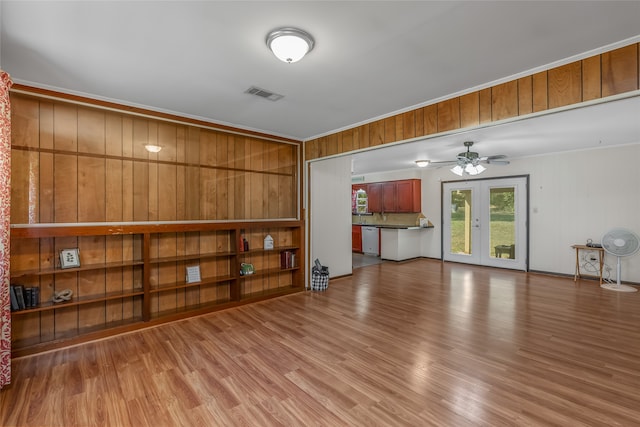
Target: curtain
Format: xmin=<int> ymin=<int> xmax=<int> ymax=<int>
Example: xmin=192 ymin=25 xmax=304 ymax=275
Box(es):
xmin=0 ymin=70 xmax=13 ymax=389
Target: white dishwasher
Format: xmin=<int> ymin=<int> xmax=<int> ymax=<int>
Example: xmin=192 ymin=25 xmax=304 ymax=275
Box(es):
xmin=361 ymin=226 xmax=380 ymax=256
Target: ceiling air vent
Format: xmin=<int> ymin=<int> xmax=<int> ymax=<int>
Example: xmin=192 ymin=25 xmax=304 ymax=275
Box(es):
xmin=244 ymin=86 xmax=284 ymax=101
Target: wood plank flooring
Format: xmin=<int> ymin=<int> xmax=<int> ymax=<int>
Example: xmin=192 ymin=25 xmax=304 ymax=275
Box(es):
xmin=2 ymin=258 xmax=640 ymax=426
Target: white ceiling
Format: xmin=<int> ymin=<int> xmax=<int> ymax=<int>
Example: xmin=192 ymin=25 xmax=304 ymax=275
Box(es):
xmin=2 ymin=1 xmax=639 ymax=174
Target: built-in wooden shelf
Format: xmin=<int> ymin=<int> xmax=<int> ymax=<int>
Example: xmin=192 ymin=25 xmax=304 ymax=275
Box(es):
xmin=10 ymin=221 xmax=304 ymax=356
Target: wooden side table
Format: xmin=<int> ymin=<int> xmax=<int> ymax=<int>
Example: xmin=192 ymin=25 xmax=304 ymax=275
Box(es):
xmin=572 ymin=244 xmax=605 ymax=284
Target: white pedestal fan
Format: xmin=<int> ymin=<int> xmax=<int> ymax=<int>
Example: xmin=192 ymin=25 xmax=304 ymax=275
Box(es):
xmin=600 ymin=228 xmax=639 ymax=292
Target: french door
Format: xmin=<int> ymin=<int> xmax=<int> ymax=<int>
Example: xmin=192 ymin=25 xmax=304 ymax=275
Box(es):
xmin=443 ymin=176 xmax=528 ymax=270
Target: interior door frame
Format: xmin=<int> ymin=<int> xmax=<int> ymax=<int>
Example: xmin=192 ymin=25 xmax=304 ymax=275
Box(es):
xmin=441 ymin=174 xmax=529 ymax=271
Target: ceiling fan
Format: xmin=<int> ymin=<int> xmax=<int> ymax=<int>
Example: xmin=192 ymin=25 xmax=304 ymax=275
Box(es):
xmin=431 ymin=141 xmax=509 ymax=176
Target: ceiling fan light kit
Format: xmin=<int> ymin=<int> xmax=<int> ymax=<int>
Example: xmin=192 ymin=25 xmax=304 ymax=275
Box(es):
xmin=266 ymin=27 xmax=315 ymax=63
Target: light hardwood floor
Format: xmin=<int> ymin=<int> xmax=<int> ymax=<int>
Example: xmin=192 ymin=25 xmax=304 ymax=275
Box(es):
xmin=2 ymin=258 xmax=640 ymax=426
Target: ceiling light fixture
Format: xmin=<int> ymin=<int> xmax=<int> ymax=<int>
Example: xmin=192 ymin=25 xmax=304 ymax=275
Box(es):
xmin=144 ymin=144 xmax=162 ymax=153
xmin=266 ymin=27 xmax=315 ymax=63
xmin=415 ymin=160 xmax=430 ymax=168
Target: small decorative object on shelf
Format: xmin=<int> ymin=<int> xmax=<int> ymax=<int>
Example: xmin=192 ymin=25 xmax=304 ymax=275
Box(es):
xmin=264 ymin=234 xmax=274 ymax=250
xmin=240 ymin=262 xmax=255 ymax=276
xmin=185 ymin=265 xmax=201 ymax=283
xmin=52 ymin=289 xmax=73 ymax=303
xmin=60 ymin=248 xmax=80 ymax=269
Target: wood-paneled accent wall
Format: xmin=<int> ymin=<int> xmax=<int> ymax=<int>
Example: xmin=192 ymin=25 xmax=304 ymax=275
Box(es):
xmin=305 ymin=43 xmax=639 ymax=160
xmin=11 ymin=92 xmax=300 ymax=224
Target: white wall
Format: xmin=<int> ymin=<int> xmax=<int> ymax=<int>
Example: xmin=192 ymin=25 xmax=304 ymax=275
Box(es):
xmin=419 ymin=143 xmax=640 ymax=282
xmin=310 ymin=156 xmax=353 ymax=279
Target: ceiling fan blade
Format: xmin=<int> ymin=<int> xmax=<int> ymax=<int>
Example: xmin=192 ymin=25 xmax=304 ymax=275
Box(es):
xmin=479 ymin=154 xmax=507 ymax=161
xmin=428 ymin=160 xmax=457 ymax=166
xmin=483 ymin=159 xmax=510 ymax=165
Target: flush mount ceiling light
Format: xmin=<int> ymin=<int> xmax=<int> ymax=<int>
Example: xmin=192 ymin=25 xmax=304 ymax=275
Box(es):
xmin=415 ymin=160 xmax=430 ymax=168
xmin=266 ymin=27 xmax=315 ymax=63
xmin=144 ymin=144 xmax=162 ymax=153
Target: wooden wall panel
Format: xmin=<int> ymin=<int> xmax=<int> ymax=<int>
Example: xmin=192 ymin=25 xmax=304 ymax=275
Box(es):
xmin=78 ymin=157 xmax=106 ymax=222
xmin=437 ymin=98 xmax=460 ymax=132
xmin=402 ymin=111 xmax=415 ymax=140
xmin=423 ymin=105 xmax=437 ymax=135
xmin=582 ymin=55 xmax=601 ymax=101
xmin=459 ymin=92 xmax=479 ymax=128
xmin=121 ymin=160 xmax=134 ymax=222
xmin=602 ymin=44 xmax=639 ymax=97
xmin=532 ymin=71 xmax=548 ymax=113
xmin=492 ymin=81 xmax=518 ymax=121
xmin=77 ymin=108 xmax=105 ymax=154
xmin=106 ymin=159 xmax=123 ymax=222
xmin=105 ymin=113 xmax=123 ymax=157
xmin=249 ymin=140 xmax=264 ymax=219
xmin=11 ymin=95 xmax=39 ymax=148
xmin=414 ymin=108 xmax=425 ymax=137
xmin=10 ymin=150 xmax=36 ymax=224
xmin=384 ymin=116 xmax=396 ymax=143
xmin=54 ymin=103 xmax=77 ymax=152
xmin=341 ymin=129 xmax=353 ymax=153
xmin=122 ymin=117 xmax=134 ymax=158
xmin=369 ymin=121 xmax=384 ymax=147
xmin=158 ymin=123 xmax=177 ymax=163
xmin=132 ymin=160 xmax=149 ymax=222
xmin=39 ymin=102 xmax=54 ymax=150
xmin=39 ymin=153 xmax=54 ymax=223
xmin=200 ymin=168 xmax=216 ymax=220
xmin=517 ymin=76 xmax=533 ymax=115
xmin=158 ymin=164 xmax=177 ymax=221
xmin=548 ymin=61 xmax=582 ymax=109
xmin=360 ymin=124 xmax=370 ymax=148
xmin=54 ymin=154 xmax=78 ymax=223
xmin=147 ymin=127 xmax=159 ymax=221
xmin=478 ymin=88 xmax=492 ymax=124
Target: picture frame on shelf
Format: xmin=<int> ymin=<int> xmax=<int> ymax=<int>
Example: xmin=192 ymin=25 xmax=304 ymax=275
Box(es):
xmin=186 ymin=265 xmax=201 ymax=283
xmin=59 ymin=248 xmax=80 ymax=269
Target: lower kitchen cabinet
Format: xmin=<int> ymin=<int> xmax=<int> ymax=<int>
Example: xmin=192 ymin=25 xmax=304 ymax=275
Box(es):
xmin=352 ymin=225 xmax=362 ymax=252
xmin=380 ymin=228 xmax=423 ymax=261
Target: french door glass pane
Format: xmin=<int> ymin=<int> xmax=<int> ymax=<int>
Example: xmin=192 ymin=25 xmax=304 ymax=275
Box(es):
xmin=490 ymin=187 xmax=516 ymax=259
xmin=450 ymin=189 xmax=472 ymax=255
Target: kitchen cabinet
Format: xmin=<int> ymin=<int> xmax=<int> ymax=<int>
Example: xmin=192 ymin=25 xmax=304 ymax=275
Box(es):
xmin=352 ymin=225 xmax=362 ymax=252
xmin=380 ymin=227 xmax=423 ymax=261
xmin=382 ymin=182 xmax=397 ymax=212
xmin=353 ymin=179 xmax=421 ymax=213
xmin=367 ymin=183 xmax=382 ymax=213
xmin=396 ymin=179 xmax=422 ymax=212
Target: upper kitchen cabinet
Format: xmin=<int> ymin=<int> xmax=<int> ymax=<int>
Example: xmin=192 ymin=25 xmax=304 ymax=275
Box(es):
xmin=358 ymin=179 xmax=421 ymax=213
xmin=367 ymin=183 xmax=382 ymax=213
xmin=396 ymin=179 xmax=421 ymax=212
